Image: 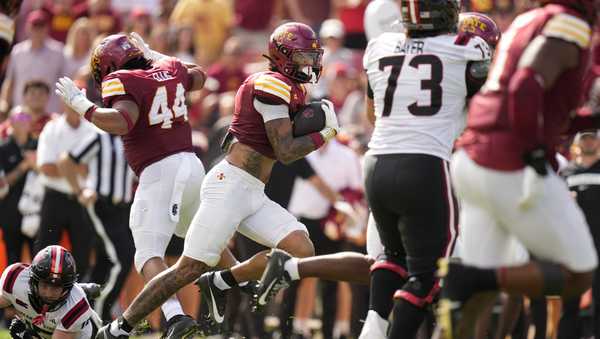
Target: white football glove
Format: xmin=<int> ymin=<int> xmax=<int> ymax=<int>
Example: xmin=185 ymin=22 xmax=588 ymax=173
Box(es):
xmin=129 ymin=32 xmax=168 ymax=62
xmin=320 ymin=99 xmax=339 ymax=142
xmin=55 ymin=77 xmax=95 ymax=116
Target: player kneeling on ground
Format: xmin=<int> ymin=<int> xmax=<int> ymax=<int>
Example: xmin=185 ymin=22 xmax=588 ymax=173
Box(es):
xmin=1 ymin=245 xmax=101 ymax=339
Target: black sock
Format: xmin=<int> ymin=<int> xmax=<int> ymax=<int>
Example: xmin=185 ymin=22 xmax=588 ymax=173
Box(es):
xmin=475 ymin=268 xmax=499 ymax=291
xmin=388 ymin=299 xmax=427 ymax=338
xmin=220 ymin=269 xmax=238 ymax=287
xmin=370 ymin=268 xmax=406 ymax=318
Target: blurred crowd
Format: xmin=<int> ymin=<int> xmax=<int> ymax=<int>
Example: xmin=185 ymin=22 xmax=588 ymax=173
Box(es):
xmin=0 ymin=0 xmax=584 ymax=338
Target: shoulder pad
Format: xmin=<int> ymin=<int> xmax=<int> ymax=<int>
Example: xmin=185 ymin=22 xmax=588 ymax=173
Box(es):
xmin=254 ymin=73 xmax=292 ymax=104
xmin=542 ymin=13 xmax=591 ymax=49
xmin=101 ymin=76 xmax=127 ymax=99
xmin=1 ymin=263 xmax=27 ymax=294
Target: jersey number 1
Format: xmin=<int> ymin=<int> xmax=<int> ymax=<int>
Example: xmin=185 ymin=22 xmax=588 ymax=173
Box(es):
xmin=149 ymin=83 xmax=188 ymax=129
xmin=378 ymin=54 xmax=443 ymax=117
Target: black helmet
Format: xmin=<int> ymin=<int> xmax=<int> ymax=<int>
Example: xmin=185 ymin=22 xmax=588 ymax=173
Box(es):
xmin=29 ymin=246 xmax=77 ymax=312
xmin=400 ymin=0 xmax=460 ymax=37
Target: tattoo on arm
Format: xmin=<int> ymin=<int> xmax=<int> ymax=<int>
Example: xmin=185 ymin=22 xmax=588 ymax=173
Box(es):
xmin=265 ymin=118 xmax=317 ymax=164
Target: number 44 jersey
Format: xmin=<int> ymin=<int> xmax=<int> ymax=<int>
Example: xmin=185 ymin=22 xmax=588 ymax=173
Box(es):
xmin=363 ymin=32 xmax=491 ymax=160
xmin=101 ymin=57 xmax=194 ymax=176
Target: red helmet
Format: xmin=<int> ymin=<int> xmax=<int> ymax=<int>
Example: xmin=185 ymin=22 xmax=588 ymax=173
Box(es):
xmin=90 ymin=34 xmax=146 ymax=84
xmin=458 ymin=12 xmax=501 ymax=49
xmin=267 ymin=22 xmax=324 ymax=84
xmin=539 ymin=0 xmax=600 ymax=24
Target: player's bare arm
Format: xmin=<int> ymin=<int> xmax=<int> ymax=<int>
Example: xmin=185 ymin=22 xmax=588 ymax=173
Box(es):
xmin=265 ymin=117 xmax=320 ymax=165
xmin=518 ymin=36 xmax=579 ymax=88
xmin=52 ymin=329 xmax=77 ymax=339
xmin=366 ymin=96 xmax=375 ymax=126
xmin=183 ymin=63 xmax=207 ymax=92
xmin=88 ymin=100 xmax=140 ymax=136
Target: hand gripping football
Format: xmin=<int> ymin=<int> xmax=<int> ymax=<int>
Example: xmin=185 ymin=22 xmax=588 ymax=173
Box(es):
xmin=292 ymin=101 xmax=326 ymax=137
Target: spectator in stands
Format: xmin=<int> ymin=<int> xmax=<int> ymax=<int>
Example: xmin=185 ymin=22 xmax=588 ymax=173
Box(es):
xmin=233 ymin=0 xmax=280 ymax=53
xmin=0 ymin=10 xmax=65 ymax=113
xmin=206 ymin=37 xmax=248 ymax=94
xmin=76 ymin=0 xmax=122 ymax=35
xmin=44 ymin=0 xmax=78 ymax=43
xmin=35 ymin=97 xmax=97 ymax=278
xmin=126 ymin=7 xmax=152 ymax=41
xmin=284 ymin=0 xmax=332 ymax=30
xmin=170 ymin=0 xmax=234 ymax=65
xmin=21 ymin=81 xmax=53 ymax=138
xmin=173 ymin=26 xmax=195 ymax=64
xmin=333 ymin=0 xmax=368 ymax=50
xmin=312 ymin=20 xmax=354 ymax=98
xmin=148 ymin=23 xmax=172 ymax=58
xmin=63 ymin=17 xmax=96 ymax=78
xmin=0 ymin=112 xmax=36 ymax=265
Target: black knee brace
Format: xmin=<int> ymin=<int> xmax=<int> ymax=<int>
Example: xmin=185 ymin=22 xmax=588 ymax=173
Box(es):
xmin=395 ymin=273 xmax=438 ymax=309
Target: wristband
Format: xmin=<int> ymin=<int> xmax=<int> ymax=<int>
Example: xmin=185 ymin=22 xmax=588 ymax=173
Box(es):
xmin=309 ymin=132 xmax=325 ymax=148
xmin=84 ymin=105 xmax=97 ymax=122
xmin=319 ymin=127 xmax=337 ymax=142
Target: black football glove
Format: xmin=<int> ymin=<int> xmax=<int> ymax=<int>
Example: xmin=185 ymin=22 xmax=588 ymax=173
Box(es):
xmin=9 ymin=318 xmax=33 ymax=339
xmin=522 ymin=147 xmax=548 ymax=176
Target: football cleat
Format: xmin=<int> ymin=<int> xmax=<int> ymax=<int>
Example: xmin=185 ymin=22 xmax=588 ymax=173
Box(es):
xmin=435 ymin=258 xmax=497 ymax=339
xmin=196 ymin=272 xmax=228 ymax=325
xmin=254 ymin=249 xmax=293 ymax=309
xmin=95 ymin=324 xmax=128 ymax=339
xmin=79 ymin=283 xmax=102 ymax=301
xmin=161 ymin=315 xmax=198 ymax=339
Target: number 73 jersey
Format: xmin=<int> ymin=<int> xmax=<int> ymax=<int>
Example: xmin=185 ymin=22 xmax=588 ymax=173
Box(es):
xmin=363 ymin=32 xmax=491 ymax=160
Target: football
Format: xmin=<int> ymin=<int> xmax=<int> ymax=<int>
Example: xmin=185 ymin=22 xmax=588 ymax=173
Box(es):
xmin=292 ymin=101 xmax=326 ymax=137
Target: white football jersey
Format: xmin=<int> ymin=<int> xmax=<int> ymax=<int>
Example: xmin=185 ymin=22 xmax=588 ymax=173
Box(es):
xmin=0 ymin=263 xmax=100 ymax=339
xmin=363 ymin=32 xmax=491 ymax=160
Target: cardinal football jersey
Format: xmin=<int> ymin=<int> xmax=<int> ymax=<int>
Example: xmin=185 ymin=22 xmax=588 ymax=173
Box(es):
xmin=101 ymin=57 xmax=194 ymax=176
xmin=363 ymin=31 xmax=491 ymax=160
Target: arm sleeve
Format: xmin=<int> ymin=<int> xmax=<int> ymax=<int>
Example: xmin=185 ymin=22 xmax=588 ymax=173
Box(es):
xmin=253 ymin=98 xmax=289 ymax=122
xmin=289 ymin=158 xmax=316 ymax=179
xmin=36 ymin=122 xmax=59 ymax=166
xmin=69 ymin=133 xmax=100 ymax=164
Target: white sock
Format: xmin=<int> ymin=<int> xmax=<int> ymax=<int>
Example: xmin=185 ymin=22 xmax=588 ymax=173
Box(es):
xmin=284 ymin=257 xmax=300 ymax=280
xmin=109 ymin=320 xmax=131 ymax=336
xmin=213 ymin=272 xmax=232 ymax=291
xmin=293 ymin=318 xmax=309 ymax=335
xmin=333 ymin=320 xmax=350 ymax=338
xmin=161 ymin=298 xmax=184 ymax=321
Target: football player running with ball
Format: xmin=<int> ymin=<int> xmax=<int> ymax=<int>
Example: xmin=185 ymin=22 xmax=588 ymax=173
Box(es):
xmin=92 ymin=22 xmax=339 ymax=338
xmin=55 ymin=33 xmax=212 ymax=338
